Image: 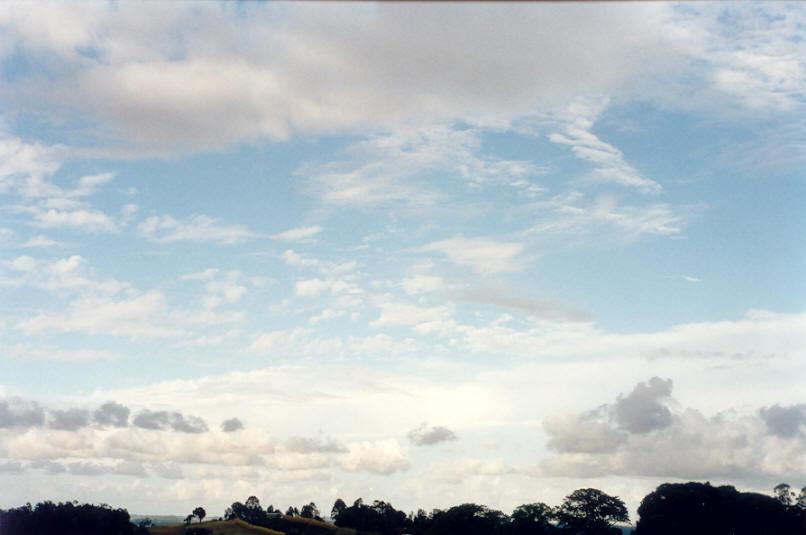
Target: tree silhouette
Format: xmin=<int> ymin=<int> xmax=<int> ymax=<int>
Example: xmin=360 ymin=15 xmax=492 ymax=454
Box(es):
xmin=556 ymin=488 xmax=628 ymax=535
xmin=193 ymin=506 xmax=206 ymax=523
xmin=509 ymin=503 xmax=555 ymax=535
xmin=775 ymin=483 xmax=797 ymax=507
xmin=331 ymin=498 xmax=346 ymax=521
xmin=300 ymin=502 xmax=321 ymax=520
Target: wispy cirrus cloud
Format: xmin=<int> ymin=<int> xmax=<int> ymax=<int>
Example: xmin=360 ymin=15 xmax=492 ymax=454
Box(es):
xmin=138 ymin=214 xmax=259 ymax=244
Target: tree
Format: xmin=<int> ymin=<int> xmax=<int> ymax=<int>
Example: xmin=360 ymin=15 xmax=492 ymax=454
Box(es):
xmin=636 ymin=482 xmax=802 ymax=535
xmin=509 ymin=503 xmax=555 ymax=535
xmin=286 ymin=506 xmax=299 ymax=517
xmin=193 ymin=506 xmax=206 ymax=523
xmin=775 ymin=483 xmax=797 ymax=507
xmin=431 ymin=503 xmax=507 ymax=535
xmin=331 ymin=498 xmax=347 ymax=521
xmin=301 ymin=502 xmax=321 ymax=520
xmin=556 ymin=488 xmax=628 ymax=535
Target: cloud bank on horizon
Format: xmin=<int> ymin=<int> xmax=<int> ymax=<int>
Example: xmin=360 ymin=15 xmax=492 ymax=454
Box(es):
xmin=0 ymin=1 xmax=804 ymax=518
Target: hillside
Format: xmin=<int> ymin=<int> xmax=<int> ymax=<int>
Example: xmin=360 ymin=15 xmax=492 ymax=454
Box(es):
xmin=149 ymin=519 xmax=285 ymax=535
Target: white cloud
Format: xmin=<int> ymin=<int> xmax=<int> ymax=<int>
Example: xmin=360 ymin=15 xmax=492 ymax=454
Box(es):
xmin=1 ymin=255 xmax=128 ymax=295
xmin=338 ymin=439 xmax=411 ymax=475
xmin=548 ymin=96 xmax=661 ymax=194
xmin=370 ymin=302 xmax=452 ymax=329
xmin=271 ymin=225 xmax=324 ymax=242
xmin=1 ymin=344 xmax=120 ymax=362
xmin=423 ymin=236 xmax=525 ymax=275
xmin=13 ymin=291 xmax=185 ymax=339
xmin=14 ymin=203 xmax=119 ymax=233
xmin=138 ymin=214 xmax=258 ymax=244
xmin=19 ymin=235 xmax=63 ymax=248
xmin=402 ymin=274 xmax=444 ymax=295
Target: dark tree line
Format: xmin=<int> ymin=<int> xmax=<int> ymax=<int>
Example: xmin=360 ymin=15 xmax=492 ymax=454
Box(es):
xmin=0 ymin=501 xmax=133 ymax=535
xmin=635 ymin=482 xmax=806 ymax=535
xmin=330 ymin=489 xmax=628 ymax=535
xmin=3 ymin=481 xmax=803 ymax=535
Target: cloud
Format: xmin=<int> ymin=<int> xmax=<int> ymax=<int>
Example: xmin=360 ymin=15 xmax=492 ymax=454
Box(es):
xmin=93 ymin=401 xmax=130 ymax=428
xmin=284 ymin=436 xmax=346 ymax=454
xmin=543 ymin=412 xmax=627 ymax=454
xmin=299 ymin=124 xmax=541 ymax=208
xmin=132 ymin=410 xmax=209 ymax=434
xmin=539 ymin=378 xmax=806 ymax=481
xmin=137 ymin=214 xmax=258 ymax=244
xmin=0 ymin=461 xmax=24 ymax=473
xmin=0 ymin=397 xmax=45 ymax=428
xmin=448 ymin=286 xmax=593 ymax=322
xmin=524 ymin=192 xmax=689 ymax=244
xmin=613 ymin=377 xmax=674 ymax=434
xmin=0 ymin=254 xmax=128 ymax=296
xmin=407 ymin=423 xmax=458 ymax=446
xmin=12 ymin=203 xmax=119 ymax=233
xmin=271 ymin=225 xmax=324 ymax=241
xmin=47 ymin=408 xmax=91 ymax=431
xmin=14 ymin=291 xmax=185 ymax=338
xmin=759 ymin=404 xmax=806 ymax=438
xmin=370 ymin=302 xmax=452 ymax=329
xmin=0 ymin=3 xmax=711 ymax=155
xmin=423 ymin=236 xmax=525 ymax=275
xmin=19 ymin=235 xmax=63 ymax=248
xmin=1 ymin=343 xmax=120 ymax=362
xmin=401 ymin=274 xmax=444 ymax=295
xmin=221 ymin=418 xmax=244 ymax=433
xmin=548 ymin=96 xmax=661 ymax=194
xmin=152 ymin=462 xmax=184 ymax=480
xmin=339 ymin=439 xmax=411 ymax=475
xmin=0 ymin=135 xmax=62 ymax=196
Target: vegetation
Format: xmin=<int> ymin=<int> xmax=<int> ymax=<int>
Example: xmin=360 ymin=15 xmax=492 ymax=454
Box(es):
xmin=635 ymin=482 xmax=805 ymax=535
xmin=0 ymin=501 xmax=133 ymax=535
xmin=2 ymin=481 xmax=804 ymax=535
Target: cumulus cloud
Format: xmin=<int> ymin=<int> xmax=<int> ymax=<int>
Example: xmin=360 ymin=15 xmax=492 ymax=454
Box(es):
xmin=47 ymin=408 xmax=90 ymax=431
xmin=539 ymin=378 xmax=806 ymax=481
xmin=93 ymin=401 xmax=130 ymax=428
xmin=759 ymin=404 xmax=806 ymax=438
xmin=613 ymin=377 xmax=674 ymax=434
xmin=543 ymin=412 xmax=627 ymax=454
xmin=284 ymin=436 xmax=346 ymax=454
xmin=0 ymin=397 xmax=45 ymax=428
xmin=407 ymin=423 xmax=458 ymax=446
xmin=221 ymin=418 xmax=244 ymax=433
xmin=339 ymin=440 xmax=411 ymax=475
xmin=132 ymin=410 xmax=209 ymax=433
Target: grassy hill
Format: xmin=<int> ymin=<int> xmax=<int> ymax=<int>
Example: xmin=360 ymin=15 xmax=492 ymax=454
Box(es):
xmin=148 ymin=519 xmax=285 ymax=535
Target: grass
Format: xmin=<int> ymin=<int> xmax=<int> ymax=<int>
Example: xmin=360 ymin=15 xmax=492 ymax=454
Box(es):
xmin=148 ymin=519 xmax=285 ymax=535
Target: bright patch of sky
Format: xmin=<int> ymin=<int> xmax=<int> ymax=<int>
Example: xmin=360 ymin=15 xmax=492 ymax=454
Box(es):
xmin=0 ymin=1 xmax=804 ymax=520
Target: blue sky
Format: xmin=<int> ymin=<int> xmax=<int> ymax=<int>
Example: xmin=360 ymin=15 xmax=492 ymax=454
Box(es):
xmin=0 ymin=1 xmax=804 ymax=520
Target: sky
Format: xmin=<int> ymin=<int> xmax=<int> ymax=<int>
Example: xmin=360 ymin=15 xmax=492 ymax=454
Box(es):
xmin=0 ymin=1 xmax=805 ymax=522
